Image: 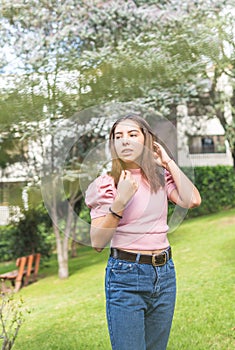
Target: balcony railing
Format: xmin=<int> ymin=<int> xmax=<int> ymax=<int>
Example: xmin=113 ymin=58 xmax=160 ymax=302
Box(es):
xmin=189 ymin=144 xmax=226 ymax=154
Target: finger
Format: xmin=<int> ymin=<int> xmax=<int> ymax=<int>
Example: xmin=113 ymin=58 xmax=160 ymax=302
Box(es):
xmin=124 ymin=170 xmax=131 ymax=179
xmin=119 ymin=170 xmax=126 ymax=182
xmin=153 ymin=142 xmax=160 ymax=153
xmin=153 ymin=148 xmax=158 ymax=156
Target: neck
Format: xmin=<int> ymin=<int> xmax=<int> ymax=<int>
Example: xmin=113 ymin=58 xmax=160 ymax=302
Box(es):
xmin=123 ymin=162 xmax=141 ymax=170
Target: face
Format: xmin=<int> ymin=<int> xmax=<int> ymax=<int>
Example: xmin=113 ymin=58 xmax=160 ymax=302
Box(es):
xmin=113 ymin=119 xmax=145 ymax=168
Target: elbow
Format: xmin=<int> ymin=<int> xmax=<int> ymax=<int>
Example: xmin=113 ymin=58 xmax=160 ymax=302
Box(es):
xmin=189 ymin=194 xmax=202 ymax=209
xmin=174 ymin=191 xmax=201 ymax=209
xmin=90 ymin=237 xmax=104 ymax=252
xmin=91 ymin=236 xmax=104 ymax=252
xmin=188 ymin=187 xmax=201 ymax=209
xmin=90 ymin=230 xmax=106 ymax=252
xmin=93 ymin=247 xmax=103 ymax=253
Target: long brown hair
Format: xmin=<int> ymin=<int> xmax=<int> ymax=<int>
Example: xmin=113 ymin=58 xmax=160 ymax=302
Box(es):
xmin=109 ymin=114 xmax=164 ymax=193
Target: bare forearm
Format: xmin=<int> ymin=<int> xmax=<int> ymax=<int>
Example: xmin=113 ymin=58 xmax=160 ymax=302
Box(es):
xmin=167 ymin=160 xmax=201 ymax=208
xmin=90 ymin=215 xmax=119 ymax=250
xmin=90 ymin=199 xmax=124 ymax=250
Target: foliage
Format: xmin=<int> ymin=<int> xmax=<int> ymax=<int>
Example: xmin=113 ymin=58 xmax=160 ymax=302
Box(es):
xmin=0 ymin=0 xmax=224 ymax=124
xmin=0 ymin=293 xmax=29 ymax=350
xmin=192 ymin=166 xmax=235 ymax=216
xmin=2 ymin=0 xmax=235 ymax=166
xmin=0 ymin=0 xmax=163 ymax=123
xmin=78 ymin=199 xmax=91 ymax=224
xmin=6 ymin=205 xmax=54 ymax=261
xmin=169 ymin=166 xmax=235 ymax=218
xmin=169 ymin=3 xmax=235 ymax=165
xmin=0 ymin=0 xmax=234 ymax=128
xmin=0 ymin=226 xmax=14 ymax=262
xmin=0 ymin=136 xmax=27 ymax=169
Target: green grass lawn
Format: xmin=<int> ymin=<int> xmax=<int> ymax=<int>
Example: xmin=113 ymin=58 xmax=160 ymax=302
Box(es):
xmin=1 ymin=209 xmax=235 ymax=350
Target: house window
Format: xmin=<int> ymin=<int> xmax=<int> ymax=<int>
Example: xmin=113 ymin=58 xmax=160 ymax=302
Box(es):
xmin=189 ymin=135 xmax=226 ymax=154
xmin=202 ymin=137 xmax=214 ymax=153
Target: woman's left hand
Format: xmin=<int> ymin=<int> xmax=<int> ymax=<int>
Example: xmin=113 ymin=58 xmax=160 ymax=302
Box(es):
xmin=153 ymin=142 xmax=172 ymax=169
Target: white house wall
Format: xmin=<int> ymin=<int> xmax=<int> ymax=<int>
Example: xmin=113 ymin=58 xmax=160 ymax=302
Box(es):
xmin=177 ymin=115 xmax=233 ymax=167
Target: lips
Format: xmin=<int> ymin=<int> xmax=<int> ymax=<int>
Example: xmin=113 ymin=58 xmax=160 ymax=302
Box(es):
xmin=121 ymin=149 xmax=133 ymax=154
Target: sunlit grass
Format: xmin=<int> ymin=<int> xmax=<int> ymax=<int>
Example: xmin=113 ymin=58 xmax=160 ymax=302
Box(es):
xmin=1 ymin=209 xmax=234 ymax=350
xmin=168 ymin=209 xmax=235 ymax=350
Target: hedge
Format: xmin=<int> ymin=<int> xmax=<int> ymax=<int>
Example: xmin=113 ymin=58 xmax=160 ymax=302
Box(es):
xmin=169 ymin=165 xmax=235 ymax=219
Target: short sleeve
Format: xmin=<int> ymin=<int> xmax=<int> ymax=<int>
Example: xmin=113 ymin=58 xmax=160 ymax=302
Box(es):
xmin=165 ymin=170 xmax=177 ymax=197
xmin=85 ymin=174 xmax=117 ymax=219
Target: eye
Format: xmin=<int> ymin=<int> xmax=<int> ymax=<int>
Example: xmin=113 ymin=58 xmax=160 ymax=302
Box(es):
xmin=130 ymin=133 xmax=138 ymax=137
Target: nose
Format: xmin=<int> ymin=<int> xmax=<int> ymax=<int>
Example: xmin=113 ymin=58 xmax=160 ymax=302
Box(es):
xmin=122 ymin=138 xmax=130 ymax=146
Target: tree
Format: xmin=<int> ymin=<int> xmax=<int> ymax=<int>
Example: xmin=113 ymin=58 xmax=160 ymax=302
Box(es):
xmin=149 ymin=1 xmax=235 ymax=166
xmin=0 ymin=1 xmax=115 ymax=278
xmin=188 ymin=6 xmax=235 ymax=167
xmin=1 ymin=0 xmax=234 ymax=279
xmin=1 ymin=0 xmax=184 ymax=279
xmin=40 ymin=114 xmax=107 ymax=278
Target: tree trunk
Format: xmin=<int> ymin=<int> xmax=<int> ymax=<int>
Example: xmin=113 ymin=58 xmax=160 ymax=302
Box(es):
xmin=70 ymin=215 xmax=78 ymax=258
xmin=51 ymin=194 xmax=69 ymax=279
xmin=50 ymin=181 xmax=78 ymax=278
xmin=232 ymin=149 xmax=235 ymax=170
xmin=57 ymin=202 xmax=76 ymax=277
xmin=53 ymin=221 xmax=69 ymax=279
xmin=71 ymin=239 xmax=78 ymax=258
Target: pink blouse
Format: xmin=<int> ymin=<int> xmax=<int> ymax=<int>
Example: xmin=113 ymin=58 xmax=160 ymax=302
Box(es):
xmin=85 ymin=168 xmax=176 ymax=250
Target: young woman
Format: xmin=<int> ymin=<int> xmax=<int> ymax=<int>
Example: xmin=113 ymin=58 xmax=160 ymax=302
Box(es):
xmin=85 ymin=114 xmax=201 ymax=350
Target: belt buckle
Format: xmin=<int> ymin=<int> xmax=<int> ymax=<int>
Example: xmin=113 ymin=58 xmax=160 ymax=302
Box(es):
xmin=152 ymin=252 xmax=167 ymax=267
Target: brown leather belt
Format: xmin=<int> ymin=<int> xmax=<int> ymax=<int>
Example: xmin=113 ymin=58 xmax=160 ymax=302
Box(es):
xmin=110 ymin=247 xmax=172 ymax=267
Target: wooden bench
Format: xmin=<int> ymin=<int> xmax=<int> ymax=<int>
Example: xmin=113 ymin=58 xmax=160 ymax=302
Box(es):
xmin=0 ymin=253 xmax=41 ymax=292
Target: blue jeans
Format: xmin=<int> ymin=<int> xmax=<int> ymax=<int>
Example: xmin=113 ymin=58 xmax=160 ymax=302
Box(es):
xmin=105 ymin=255 xmax=176 ymax=350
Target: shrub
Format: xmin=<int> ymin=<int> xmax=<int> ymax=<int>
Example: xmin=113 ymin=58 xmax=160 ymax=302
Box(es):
xmin=169 ymin=166 xmax=235 ymax=219
xmin=0 ymin=205 xmax=54 ymax=262
xmin=0 ymin=226 xmax=15 ymax=262
xmin=0 ymin=293 xmax=30 ymax=350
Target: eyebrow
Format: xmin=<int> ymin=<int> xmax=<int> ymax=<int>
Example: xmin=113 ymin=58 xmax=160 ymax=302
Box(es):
xmin=114 ymin=129 xmax=140 ymax=135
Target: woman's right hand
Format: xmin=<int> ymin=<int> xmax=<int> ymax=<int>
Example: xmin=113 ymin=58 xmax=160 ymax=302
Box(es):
xmin=116 ymin=170 xmax=138 ymax=207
